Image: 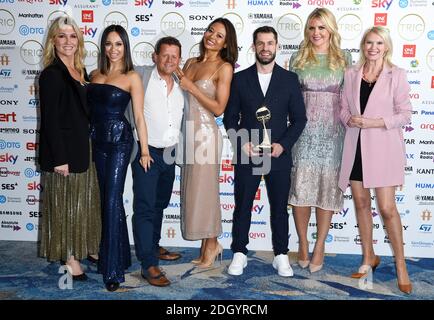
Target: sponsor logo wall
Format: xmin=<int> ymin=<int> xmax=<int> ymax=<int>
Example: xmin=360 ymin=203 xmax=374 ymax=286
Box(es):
xmin=1 ymin=0 xmax=433 ymax=258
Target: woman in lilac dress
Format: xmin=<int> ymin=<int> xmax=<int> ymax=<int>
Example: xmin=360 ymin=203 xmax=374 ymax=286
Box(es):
xmin=288 ymin=8 xmax=351 ymax=273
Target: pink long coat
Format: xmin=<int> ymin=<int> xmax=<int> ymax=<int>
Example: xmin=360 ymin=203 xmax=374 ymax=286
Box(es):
xmin=338 ymin=64 xmax=412 ymax=191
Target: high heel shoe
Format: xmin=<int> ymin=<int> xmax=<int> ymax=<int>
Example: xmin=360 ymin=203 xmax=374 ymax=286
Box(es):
xmin=298 ymin=260 xmax=310 ymax=269
xmin=309 ymin=263 xmax=323 ymax=273
xmin=351 ymin=255 xmax=381 ymax=279
xmin=197 ymin=243 xmax=223 ymax=269
xmin=191 ymin=257 xmax=202 ymax=264
xmin=397 ymin=282 xmax=412 ymax=294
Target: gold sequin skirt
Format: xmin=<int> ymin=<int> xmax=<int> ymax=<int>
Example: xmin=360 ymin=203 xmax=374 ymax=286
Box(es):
xmin=39 ymin=153 xmax=101 ymax=262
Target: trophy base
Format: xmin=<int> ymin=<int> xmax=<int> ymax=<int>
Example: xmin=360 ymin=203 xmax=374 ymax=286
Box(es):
xmin=253 ymin=145 xmax=273 ymax=155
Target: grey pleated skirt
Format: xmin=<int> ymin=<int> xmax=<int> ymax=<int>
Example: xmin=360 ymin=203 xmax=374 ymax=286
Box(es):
xmin=39 ymin=154 xmax=101 ymax=262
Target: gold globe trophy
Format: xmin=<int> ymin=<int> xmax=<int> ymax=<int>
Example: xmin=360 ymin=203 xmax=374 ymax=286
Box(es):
xmin=253 ymin=105 xmax=272 ymax=153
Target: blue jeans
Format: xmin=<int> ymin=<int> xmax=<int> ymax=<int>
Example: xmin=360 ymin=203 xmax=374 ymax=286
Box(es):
xmin=131 ymin=145 xmax=175 ymax=270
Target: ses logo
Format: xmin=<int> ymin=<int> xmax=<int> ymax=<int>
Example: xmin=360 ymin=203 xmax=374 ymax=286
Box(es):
xmin=135 ymin=14 xmax=153 ymax=22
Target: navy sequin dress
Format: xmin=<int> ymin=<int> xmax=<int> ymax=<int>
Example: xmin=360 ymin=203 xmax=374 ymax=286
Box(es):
xmin=88 ymin=83 xmax=133 ymax=284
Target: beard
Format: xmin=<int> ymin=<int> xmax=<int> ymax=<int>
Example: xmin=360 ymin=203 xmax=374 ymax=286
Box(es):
xmin=255 ymin=50 xmax=276 ymax=65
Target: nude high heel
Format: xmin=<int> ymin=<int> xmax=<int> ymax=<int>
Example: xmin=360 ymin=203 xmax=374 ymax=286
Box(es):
xmin=309 ymin=263 xmax=323 ymax=273
xmin=298 ymin=260 xmax=310 ymax=269
xmin=197 ymin=243 xmax=223 ymax=269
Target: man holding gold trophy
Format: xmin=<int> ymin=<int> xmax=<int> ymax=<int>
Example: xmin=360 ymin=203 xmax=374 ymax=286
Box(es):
xmin=224 ymin=26 xmax=307 ymax=277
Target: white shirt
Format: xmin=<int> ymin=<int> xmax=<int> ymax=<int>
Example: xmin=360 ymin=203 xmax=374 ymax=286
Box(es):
xmin=144 ymin=67 xmax=184 ymax=148
xmin=257 ymin=72 xmax=272 ymax=96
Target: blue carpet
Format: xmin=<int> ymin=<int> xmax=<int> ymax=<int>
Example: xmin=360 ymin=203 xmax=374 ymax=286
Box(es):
xmin=0 ymin=241 xmax=432 ymax=300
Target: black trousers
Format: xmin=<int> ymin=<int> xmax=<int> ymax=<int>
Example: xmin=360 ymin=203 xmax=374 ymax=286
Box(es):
xmin=231 ymin=165 xmax=291 ymax=256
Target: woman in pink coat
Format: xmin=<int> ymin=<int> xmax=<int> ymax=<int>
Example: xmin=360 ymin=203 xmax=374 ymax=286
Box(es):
xmin=338 ymin=27 xmax=412 ymax=294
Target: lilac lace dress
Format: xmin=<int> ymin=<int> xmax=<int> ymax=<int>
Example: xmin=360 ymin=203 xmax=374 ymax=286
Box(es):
xmin=288 ymin=52 xmax=351 ymax=211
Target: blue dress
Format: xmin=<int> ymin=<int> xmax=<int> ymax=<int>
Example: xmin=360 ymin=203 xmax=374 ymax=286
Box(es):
xmin=88 ymin=83 xmax=133 ymax=284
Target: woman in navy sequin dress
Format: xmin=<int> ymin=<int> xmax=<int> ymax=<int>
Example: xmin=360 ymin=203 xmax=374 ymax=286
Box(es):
xmin=88 ymin=25 xmax=152 ymax=292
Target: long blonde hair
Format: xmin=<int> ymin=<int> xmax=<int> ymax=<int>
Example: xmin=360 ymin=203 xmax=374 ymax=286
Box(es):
xmin=358 ymin=26 xmax=394 ymax=68
xmin=43 ymin=15 xmax=86 ymax=83
xmin=292 ymin=8 xmax=347 ymax=71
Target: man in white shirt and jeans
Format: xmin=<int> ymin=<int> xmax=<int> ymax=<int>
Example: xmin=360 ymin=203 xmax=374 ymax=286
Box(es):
xmin=128 ymin=37 xmax=186 ymax=287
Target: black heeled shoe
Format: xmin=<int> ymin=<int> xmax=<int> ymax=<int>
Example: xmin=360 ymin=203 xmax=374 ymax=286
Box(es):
xmin=105 ymin=281 xmax=120 ymax=292
xmin=72 ymin=273 xmax=88 ymax=281
xmin=59 ymin=260 xmax=87 ymax=281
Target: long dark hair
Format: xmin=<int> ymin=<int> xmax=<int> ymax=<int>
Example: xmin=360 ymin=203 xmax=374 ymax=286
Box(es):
xmin=98 ymin=24 xmax=133 ymax=75
xmin=198 ymin=17 xmax=238 ymax=68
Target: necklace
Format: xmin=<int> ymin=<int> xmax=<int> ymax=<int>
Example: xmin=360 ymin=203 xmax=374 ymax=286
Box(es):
xmin=362 ymin=66 xmax=382 ymax=87
xmin=362 ymin=73 xmax=377 ymax=87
